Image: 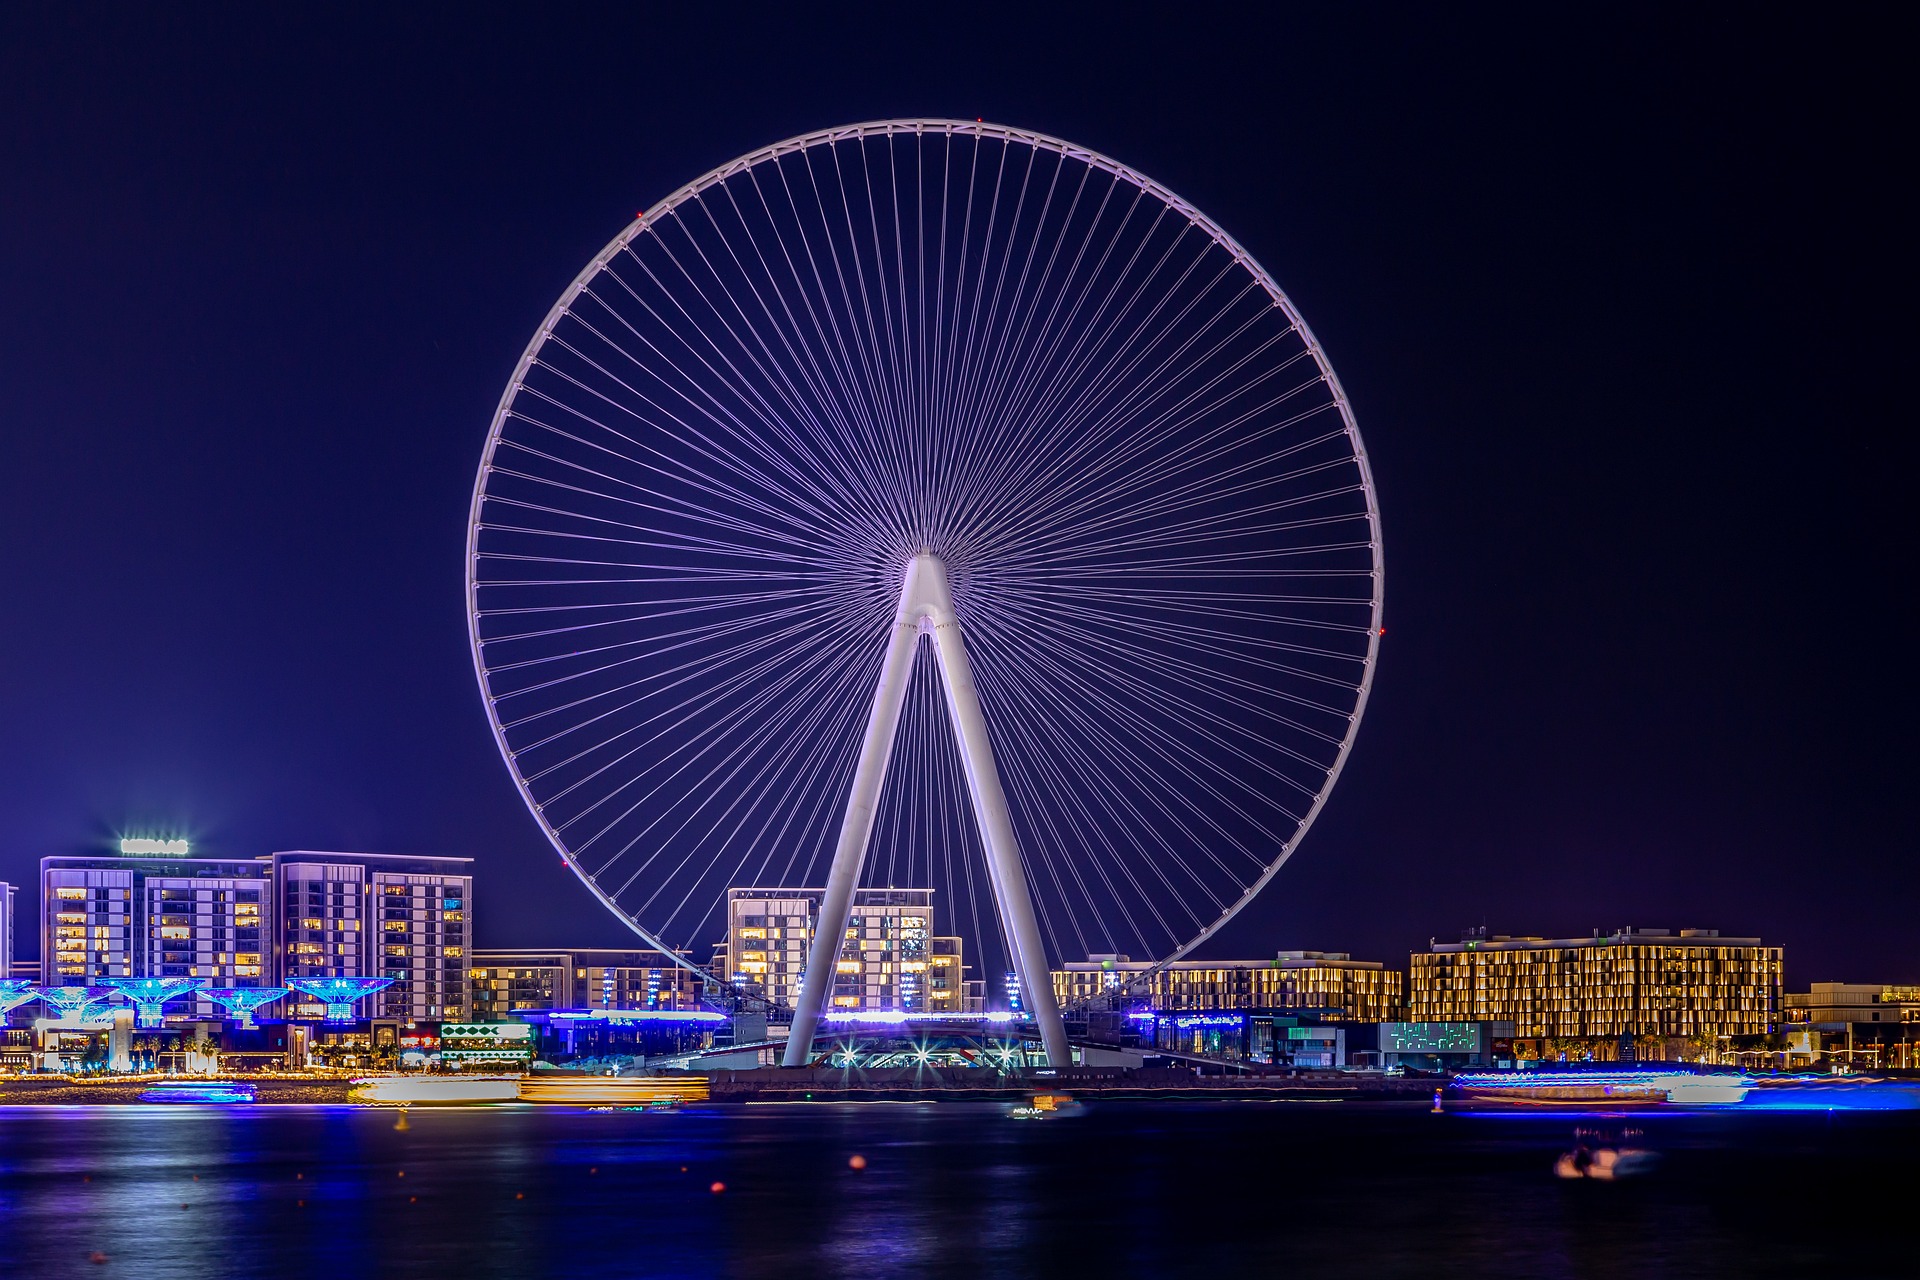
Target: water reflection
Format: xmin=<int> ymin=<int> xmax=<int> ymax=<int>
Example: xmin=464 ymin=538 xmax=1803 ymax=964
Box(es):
xmin=0 ymin=1101 xmax=1912 ymax=1278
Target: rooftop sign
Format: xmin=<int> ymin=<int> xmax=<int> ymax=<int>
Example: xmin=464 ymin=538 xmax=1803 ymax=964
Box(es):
xmin=119 ymin=838 xmax=190 ymax=856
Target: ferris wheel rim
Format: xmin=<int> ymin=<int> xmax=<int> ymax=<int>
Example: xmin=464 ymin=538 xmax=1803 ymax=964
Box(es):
xmin=464 ymin=118 xmax=1385 ymax=983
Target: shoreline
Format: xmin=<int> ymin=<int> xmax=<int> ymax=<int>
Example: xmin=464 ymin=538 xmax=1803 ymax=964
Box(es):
xmin=0 ymin=1068 xmax=1441 ymax=1107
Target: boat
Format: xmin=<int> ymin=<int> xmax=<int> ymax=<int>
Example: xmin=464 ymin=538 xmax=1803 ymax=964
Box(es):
xmin=141 ymin=1080 xmax=256 ymax=1104
xmin=1452 ymin=1070 xmax=1754 ymax=1107
xmin=349 ymin=1076 xmax=519 ymax=1105
xmin=1010 ymin=1091 xmax=1079 ymax=1119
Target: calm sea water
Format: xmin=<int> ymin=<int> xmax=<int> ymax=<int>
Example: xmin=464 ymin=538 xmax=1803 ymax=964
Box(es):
xmin=0 ymin=1101 xmax=1909 ymax=1278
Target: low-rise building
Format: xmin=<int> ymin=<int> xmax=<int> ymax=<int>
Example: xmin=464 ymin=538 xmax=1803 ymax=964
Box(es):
xmin=1374 ymin=1020 xmax=1516 ymax=1070
xmin=1053 ymin=952 xmax=1404 ymax=1022
xmin=1409 ymin=927 xmax=1782 ymax=1053
xmin=468 ymin=947 xmax=706 ymax=1019
xmin=1784 ymin=983 xmax=1920 ymax=1070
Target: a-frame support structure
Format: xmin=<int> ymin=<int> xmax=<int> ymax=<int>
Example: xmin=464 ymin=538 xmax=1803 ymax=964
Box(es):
xmin=782 ymin=554 xmax=1072 ymax=1069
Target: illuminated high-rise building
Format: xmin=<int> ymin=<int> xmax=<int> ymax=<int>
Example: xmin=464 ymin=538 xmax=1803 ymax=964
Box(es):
xmin=1408 ymin=927 xmax=1782 ymax=1042
xmin=270 ymin=852 xmax=473 ymax=1023
xmin=724 ymin=887 xmax=967 ymax=1013
xmin=39 ymin=854 xmax=271 ymax=1017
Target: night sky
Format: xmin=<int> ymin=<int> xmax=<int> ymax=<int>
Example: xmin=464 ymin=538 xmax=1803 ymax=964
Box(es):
xmin=2 ymin=8 xmax=1910 ymax=979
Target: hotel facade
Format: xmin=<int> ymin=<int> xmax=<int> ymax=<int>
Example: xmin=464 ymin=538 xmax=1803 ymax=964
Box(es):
xmin=1408 ymin=927 xmax=1782 ymax=1044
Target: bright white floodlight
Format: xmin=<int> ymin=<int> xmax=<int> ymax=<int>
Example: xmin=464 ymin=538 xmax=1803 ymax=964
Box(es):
xmin=467 ymin=120 xmax=1383 ymax=1069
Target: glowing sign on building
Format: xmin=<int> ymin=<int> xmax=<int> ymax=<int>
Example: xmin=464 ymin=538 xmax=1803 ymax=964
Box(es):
xmin=119 ymin=838 xmax=190 ymax=856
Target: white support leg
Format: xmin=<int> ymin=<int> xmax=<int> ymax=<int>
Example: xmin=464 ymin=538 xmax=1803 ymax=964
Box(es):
xmin=782 ymin=554 xmax=1072 ymax=1070
xmin=781 ymin=568 xmax=923 ymax=1066
xmin=919 ymin=564 xmax=1073 ymax=1069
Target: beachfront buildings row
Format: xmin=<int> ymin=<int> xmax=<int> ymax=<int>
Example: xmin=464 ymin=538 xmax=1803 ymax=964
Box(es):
xmin=1 ymin=854 xmax=1822 ymax=1061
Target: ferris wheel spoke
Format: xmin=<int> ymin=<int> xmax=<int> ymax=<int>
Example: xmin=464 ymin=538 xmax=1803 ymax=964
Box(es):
xmin=533 ymin=324 xmax=866 ymax=541
xmin=999 ymin=385 xmax=1341 ymax=551
xmin=687 ymin=185 xmax=911 ymax=534
xmin=943 ymin=200 xmax=1192 ymax=534
xmin=489 ymin=593 xmax=872 ymax=730
xmin=566 ymin=265 xmax=867 ymax=511
xmin=613 ymin=219 xmax=910 ymax=540
xmin=511 ymin=600 xmax=882 ymax=779
xmin=949 ymin=142 xmax=1048 ymax=469
xmin=486 ymin=468 xmax=887 ymax=576
xmin=582 ymin=634 xmax=882 ymax=905
xmin=478 ymin=581 xmax=876 ymax=684
xmin=976 ymin=657 xmax=1222 ymax=945
xmin=768 ymin=156 xmax=914 ymax=518
xmin=959 ymin=334 xmax=1326 ymax=558
xmin=972 ymin=604 xmax=1327 ymax=829
xmin=978 ymin=599 xmax=1360 ymax=754
xmin=728 ymin=171 xmax=911 ymax=528
xmin=552 ymin=612 xmax=882 ymax=859
xmin=508 ymin=367 xmax=850 ymax=542
xmin=488 ymin=434 xmax=844 ymax=559
xmin=968 ymin=211 xmax=1219 ymax=488
xmin=802 ymin=143 xmax=915 ymax=494
xmin=474 ymin=511 xmax=847 ymax=571
xmin=1019 ymin=611 xmax=1359 ymax=743
xmin=979 ymin=684 xmax=1155 ymax=957
xmin=955 ymin=157 xmax=1091 ymax=474
xmin=961 ymin=256 xmax=1257 ymax=527
xmin=951 ymin=166 xmax=1127 ymax=489
xmin=835 ymin=140 xmax=917 ymax=478
xmin=980 ymin=612 xmax=1314 ymax=847
xmin=638 ymin=647 xmax=879 ymax=938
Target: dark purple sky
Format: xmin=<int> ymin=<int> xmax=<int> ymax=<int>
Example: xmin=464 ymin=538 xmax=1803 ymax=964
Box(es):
xmin=1 ymin=8 xmax=1910 ymax=979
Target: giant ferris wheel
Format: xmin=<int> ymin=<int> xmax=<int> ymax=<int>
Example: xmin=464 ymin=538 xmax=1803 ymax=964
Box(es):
xmin=466 ymin=120 xmax=1382 ymax=1065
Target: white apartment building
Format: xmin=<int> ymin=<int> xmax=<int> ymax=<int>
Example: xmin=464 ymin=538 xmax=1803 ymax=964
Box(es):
xmin=41 ymin=856 xmax=272 ymax=1017
xmin=724 ymin=887 xmax=968 ymax=1013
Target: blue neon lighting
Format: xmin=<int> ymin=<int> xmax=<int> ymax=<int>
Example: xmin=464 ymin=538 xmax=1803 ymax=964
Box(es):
xmin=201 ymin=987 xmax=290 ymax=1029
xmin=543 ymin=1009 xmax=725 ymax=1023
xmin=141 ymin=1081 xmax=256 ymax=1104
xmin=33 ymin=985 xmax=119 ymax=1022
xmin=101 ymin=977 xmax=205 ymax=1028
xmin=286 ymin=976 xmax=395 ymax=1023
xmin=1164 ymin=1013 xmax=1244 ymax=1030
xmin=823 ymin=1011 xmax=1016 ymax=1025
